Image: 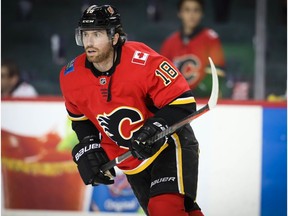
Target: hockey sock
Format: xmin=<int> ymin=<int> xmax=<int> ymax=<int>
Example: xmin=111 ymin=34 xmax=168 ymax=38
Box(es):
xmin=148 ymin=193 xmax=188 ymax=216
xmin=188 ymin=210 xmax=204 ymax=216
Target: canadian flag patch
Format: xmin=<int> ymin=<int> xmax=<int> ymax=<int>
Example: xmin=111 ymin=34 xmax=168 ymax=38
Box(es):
xmin=131 ymin=51 xmax=149 ymax=65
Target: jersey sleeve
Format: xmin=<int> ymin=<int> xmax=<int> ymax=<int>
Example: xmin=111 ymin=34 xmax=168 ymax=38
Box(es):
xmin=65 ymin=100 xmax=88 ymax=121
xmin=154 ymin=90 xmax=196 ymax=126
xmin=59 ymin=65 xmax=87 ymax=120
xmin=60 ymin=66 xmax=99 ymax=141
xmin=145 ymin=55 xmax=194 ymax=109
xmin=64 ymin=97 xmax=100 ymax=142
xmin=144 ymin=55 xmax=196 ymax=126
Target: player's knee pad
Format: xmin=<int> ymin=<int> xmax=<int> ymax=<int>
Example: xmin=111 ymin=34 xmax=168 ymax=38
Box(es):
xmin=148 ymin=193 xmax=188 ymax=216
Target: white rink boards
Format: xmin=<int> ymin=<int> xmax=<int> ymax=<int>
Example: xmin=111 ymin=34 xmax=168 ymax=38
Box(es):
xmin=2 ymin=100 xmax=283 ymax=216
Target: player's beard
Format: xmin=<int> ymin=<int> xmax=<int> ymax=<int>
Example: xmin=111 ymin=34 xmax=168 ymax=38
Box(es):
xmin=85 ymin=45 xmax=114 ymax=64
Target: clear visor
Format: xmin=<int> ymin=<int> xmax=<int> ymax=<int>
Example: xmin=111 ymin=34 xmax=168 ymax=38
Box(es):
xmin=75 ymin=28 xmax=83 ymax=46
xmin=75 ymin=27 xmax=108 ymax=46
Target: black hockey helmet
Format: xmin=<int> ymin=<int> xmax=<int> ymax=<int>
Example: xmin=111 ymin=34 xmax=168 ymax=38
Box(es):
xmin=75 ymin=5 xmax=125 ymax=46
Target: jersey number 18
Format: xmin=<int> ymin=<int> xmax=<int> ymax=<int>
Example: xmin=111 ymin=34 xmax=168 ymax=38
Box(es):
xmin=155 ymin=61 xmax=178 ymax=86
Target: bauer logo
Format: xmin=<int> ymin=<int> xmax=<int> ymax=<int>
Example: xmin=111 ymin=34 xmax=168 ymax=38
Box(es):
xmin=131 ymin=51 xmax=149 ymax=65
xmin=74 ymin=143 xmax=101 ymax=161
xmin=150 ymin=177 xmax=175 ymax=188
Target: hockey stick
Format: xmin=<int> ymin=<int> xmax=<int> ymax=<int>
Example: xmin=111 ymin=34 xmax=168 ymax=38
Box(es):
xmin=101 ymin=57 xmax=219 ymax=172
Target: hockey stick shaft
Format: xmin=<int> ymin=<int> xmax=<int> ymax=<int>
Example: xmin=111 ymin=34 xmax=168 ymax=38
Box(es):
xmin=101 ymin=57 xmax=218 ymax=172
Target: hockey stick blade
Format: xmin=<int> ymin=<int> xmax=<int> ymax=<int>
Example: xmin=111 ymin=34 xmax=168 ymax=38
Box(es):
xmin=207 ymin=57 xmax=219 ymax=109
xmin=101 ymin=57 xmax=219 ymax=172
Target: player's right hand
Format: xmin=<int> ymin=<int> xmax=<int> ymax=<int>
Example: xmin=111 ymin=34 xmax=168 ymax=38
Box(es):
xmin=72 ymin=135 xmax=115 ymax=186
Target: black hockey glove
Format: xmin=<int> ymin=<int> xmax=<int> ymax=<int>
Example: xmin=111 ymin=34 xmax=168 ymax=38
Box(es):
xmin=72 ymin=135 xmax=115 ymax=186
xmin=130 ymin=117 xmax=168 ymax=160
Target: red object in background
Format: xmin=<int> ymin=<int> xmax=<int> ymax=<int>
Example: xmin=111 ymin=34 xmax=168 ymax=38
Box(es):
xmin=1 ymin=129 xmax=86 ymax=210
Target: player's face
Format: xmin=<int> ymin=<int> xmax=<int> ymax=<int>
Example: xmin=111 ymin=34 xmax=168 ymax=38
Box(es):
xmin=178 ymin=0 xmax=203 ymax=30
xmin=82 ymin=30 xmax=113 ymax=63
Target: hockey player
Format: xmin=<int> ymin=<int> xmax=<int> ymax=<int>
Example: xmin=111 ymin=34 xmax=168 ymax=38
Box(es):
xmin=160 ymin=0 xmax=226 ymax=97
xmin=60 ymin=5 xmax=204 ymax=216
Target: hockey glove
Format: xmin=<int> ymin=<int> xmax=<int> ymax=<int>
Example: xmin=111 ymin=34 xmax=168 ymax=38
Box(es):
xmin=72 ymin=135 xmax=115 ymax=186
xmin=131 ymin=117 xmax=168 ymax=160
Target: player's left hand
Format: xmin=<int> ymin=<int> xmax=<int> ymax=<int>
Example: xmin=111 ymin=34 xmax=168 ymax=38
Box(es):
xmin=130 ymin=117 xmax=168 ymax=160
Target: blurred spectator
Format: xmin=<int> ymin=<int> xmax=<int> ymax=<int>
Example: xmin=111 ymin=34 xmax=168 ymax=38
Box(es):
xmin=17 ymin=0 xmax=33 ymax=21
xmin=1 ymin=60 xmax=38 ymax=98
xmin=51 ymin=34 xmax=66 ymax=65
xmin=160 ymin=0 xmax=227 ymax=97
xmin=147 ymin=0 xmax=162 ymax=22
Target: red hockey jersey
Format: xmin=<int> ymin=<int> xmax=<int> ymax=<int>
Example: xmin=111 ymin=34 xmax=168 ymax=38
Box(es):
xmin=160 ymin=28 xmax=225 ymax=90
xmin=60 ymin=41 xmax=194 ymax=174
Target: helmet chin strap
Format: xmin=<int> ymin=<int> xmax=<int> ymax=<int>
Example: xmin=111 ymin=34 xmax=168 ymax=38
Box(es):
xmin=109 ymin=27 xmax=118 ymax=65
xmin=110 ymin=27 xmax=116 ymax=47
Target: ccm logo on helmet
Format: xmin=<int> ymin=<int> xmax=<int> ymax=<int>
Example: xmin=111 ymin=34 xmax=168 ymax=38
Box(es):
xmin=75 ymin=143 xmax=101 ymax=162
xmin=82 ymin=20 xmax=95 ymax=23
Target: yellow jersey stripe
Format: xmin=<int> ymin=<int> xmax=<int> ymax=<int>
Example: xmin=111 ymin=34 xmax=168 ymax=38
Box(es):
xmin=67 ymin=115 xmax=88 ymax=121
xmin=172 ymin=134 xmax=185 ymax=194
xmin=169 ymin=97 xmax=196 ymax=105
xmin=122 ymin=143 xmax=169 ymax=175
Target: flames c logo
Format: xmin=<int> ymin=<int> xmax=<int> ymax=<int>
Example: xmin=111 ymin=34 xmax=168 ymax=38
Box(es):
xmin=174 ymin=55 xmax=201 ymax=86
xmin=97 ymin=107 xmax=144 ymax=148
